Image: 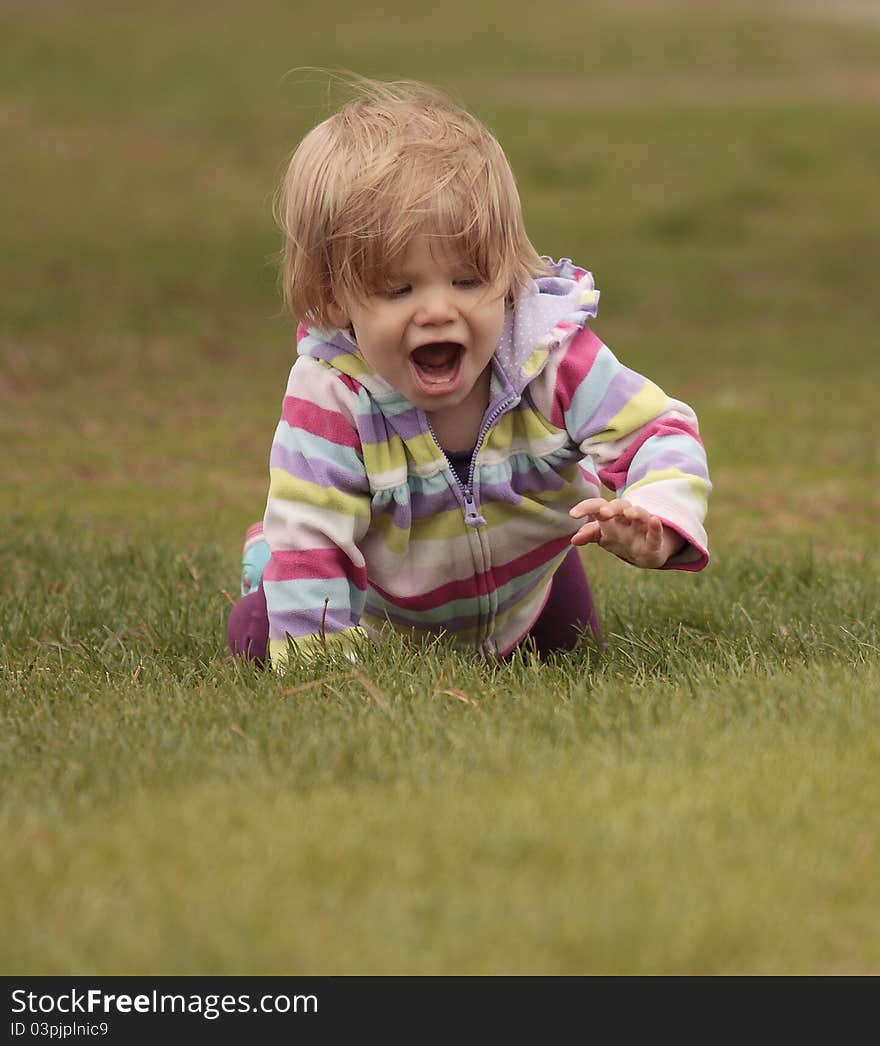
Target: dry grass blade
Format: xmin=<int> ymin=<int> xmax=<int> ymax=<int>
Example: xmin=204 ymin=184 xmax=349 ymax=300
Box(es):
xmin=437 ymin=688 xmax=479 ymax=708
xmin=278 ymin=676 xmax=336 ymax=698
xmin=351 ymin=669 xmax=391 ymax=711
xmin=181 ymin=555 xmax=200 ymax=590
xmin=229 ymin=722 xmax=255 ymax=743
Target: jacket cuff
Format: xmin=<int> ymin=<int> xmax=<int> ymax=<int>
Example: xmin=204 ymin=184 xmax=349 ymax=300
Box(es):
xmin=655 ymin=517 xmax=709 ymax=571
xmin=268 ymin=627 xmax=371 ymax=671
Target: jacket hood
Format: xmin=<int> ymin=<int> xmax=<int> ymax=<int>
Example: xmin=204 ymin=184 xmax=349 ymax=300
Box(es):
xmin=295 ymin=258 xmax=600 ymax=401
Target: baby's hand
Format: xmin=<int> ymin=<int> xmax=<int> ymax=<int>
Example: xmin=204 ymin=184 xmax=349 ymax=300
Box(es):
xmin=569 ymin=497 xmax=685 ymax=568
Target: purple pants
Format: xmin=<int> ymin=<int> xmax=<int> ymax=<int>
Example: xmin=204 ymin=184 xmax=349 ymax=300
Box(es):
xmin=227 ymin=547 xmax=601 ymax=664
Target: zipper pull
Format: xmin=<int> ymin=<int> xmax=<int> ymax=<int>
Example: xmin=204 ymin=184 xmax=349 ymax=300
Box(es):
xmin=463 ymin=489 xmax=487 ymax=528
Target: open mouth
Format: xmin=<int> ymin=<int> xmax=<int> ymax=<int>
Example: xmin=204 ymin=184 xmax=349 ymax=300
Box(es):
xmin=409 ymin=342 xmax=464 ymax=394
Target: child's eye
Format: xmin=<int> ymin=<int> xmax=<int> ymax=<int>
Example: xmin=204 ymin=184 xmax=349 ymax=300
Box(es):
xmin=454 ymin=278 xmax=482 ymax=289
xmin=385 ymin=284 xmax=411 ymax=298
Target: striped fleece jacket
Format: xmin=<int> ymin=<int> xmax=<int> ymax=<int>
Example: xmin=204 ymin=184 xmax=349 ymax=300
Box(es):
xmin=262 ymin=259 xmax=711 ymax=666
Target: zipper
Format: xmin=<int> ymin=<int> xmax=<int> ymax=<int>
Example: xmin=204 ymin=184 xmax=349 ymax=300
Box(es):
xmin=425 ymin=392 xmax=517 ymax=650
xmin=426 ymin=394 xmax=517 ymax=529
xmin=462 ymin=488 xmax=486 ymax=528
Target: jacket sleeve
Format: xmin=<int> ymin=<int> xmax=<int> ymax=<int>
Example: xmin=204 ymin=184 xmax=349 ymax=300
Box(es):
xmin=262 ymin=358 xmax=372 ymax=668
xmin=550 ymin=326 xmax=711 ymax=569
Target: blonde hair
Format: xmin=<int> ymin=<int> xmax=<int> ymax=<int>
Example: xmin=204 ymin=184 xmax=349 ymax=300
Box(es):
xmin=275 ymin=77 xmax=548 ymax=328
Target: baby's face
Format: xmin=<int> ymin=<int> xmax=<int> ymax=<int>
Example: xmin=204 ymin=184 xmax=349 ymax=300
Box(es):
xmin=328 ymin=234 xmax=506 ymax=419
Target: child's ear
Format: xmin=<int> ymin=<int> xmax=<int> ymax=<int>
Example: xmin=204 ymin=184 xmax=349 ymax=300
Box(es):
xmin=326 ymin=302 xmax=349 ymax=330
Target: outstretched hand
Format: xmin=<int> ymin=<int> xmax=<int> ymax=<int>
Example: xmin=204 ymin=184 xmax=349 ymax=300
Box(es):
xmin=569 ymin=497 xmax=685 ymax=568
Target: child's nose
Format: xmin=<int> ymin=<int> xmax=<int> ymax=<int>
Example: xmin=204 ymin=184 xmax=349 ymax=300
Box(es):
xmin=414 ymin=290 xmax=457 ymax=326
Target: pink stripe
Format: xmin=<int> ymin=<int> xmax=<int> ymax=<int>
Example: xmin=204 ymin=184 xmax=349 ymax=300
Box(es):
xmin=490 ymin=537 xmax=572 ymax=588
xmin=369 ymin=537 xmax=569 ymax=612
xmin=577 ymin=464 xmax=602 ymax=490
xmin=599 ymin=417 xmax=703 ymax=491
xmin=245 ymin=522 xmax=264 ymax=542
xmin=370 ymin=572 xmax=481 ymax=612
xmin=550 ymin=327 xmax=604 ymax=428
xmin=265 ymin=547 xmax=367 ymax=590
xmin=281 ymin=396 xmax=361 ymax=450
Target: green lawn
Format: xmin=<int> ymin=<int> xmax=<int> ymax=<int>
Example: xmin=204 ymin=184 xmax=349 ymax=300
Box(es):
xmin=1 ymin=0 xmax=878 ymax=974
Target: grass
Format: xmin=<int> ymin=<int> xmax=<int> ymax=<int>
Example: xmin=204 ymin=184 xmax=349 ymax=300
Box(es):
xmin=1 ymin=0 xmax=879 ymax=973
xmin=4 ymin=533 xmax=879 ymax=973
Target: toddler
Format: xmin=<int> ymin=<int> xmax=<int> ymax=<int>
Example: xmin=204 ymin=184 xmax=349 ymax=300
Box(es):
xmin=228 ymin=79 xmax=711 ymax=668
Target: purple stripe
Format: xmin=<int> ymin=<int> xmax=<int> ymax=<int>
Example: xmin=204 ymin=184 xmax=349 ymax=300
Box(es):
xmin=473 ymin=479 xmax=523 ymax=507
xmin=269 ymin=605 xmax=357 ymax=640
xmin=571 ymin=368 xmax=645 ymax=442
xmin=356 ymin=402 xmax=426 ymax=445
xmin=300 ymin=343 xmax=342 ymax=367
xmin=626 ymin=446 xmax=711 ymax=487
xmin=270 ymin=445 xmax=368 ymax=492
xmin=506 ymin=467 xmax=566 ymax=497
xmin=355 ymin=406 xmax=393 ymax=445
xmin=369 ymin=484 xmax=459 ymax=531
xmin=409 ymin=483 xmax=461 ymax=519
xmin=381 ymin=463 xmax=580 ymax=528
xmin=474 ymin=469 xmax=573 ymax=508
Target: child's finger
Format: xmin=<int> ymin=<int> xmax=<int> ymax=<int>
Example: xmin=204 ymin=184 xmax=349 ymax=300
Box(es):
xmin=596 ymin=499 xmax=630 ymax=520
xmin=569 ymin=497 xmax=608 ymax=520
xmin=645 ymin=516 xmax=663 ymax=551
xmin=570 ymin=520 xmax=603 ymax=546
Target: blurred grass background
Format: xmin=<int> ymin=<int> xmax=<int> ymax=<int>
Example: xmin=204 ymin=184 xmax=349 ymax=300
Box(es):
xmin=1 ymin=0 xmax=878 ymax=974
xmin=2 ymin=0 xmax=877 ymax=551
